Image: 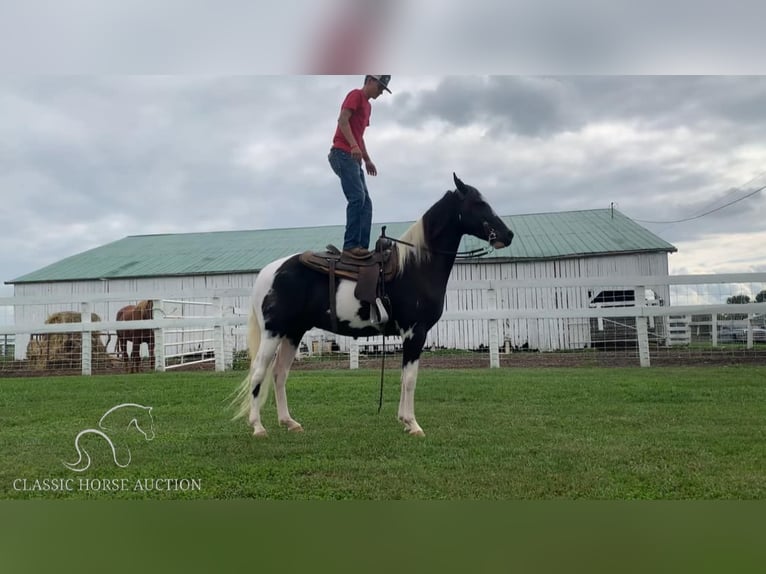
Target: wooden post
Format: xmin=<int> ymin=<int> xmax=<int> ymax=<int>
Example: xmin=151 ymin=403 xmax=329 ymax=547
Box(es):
xmin=349 ymin=338 xmax=359 ymax=370
xmin=81 ymin=302 xmax=92 ymax=375
xmin=636 ymin=316 xmax=651 ymax=367
xmin=213 ymin=297 xmax=225 ymax=372
xmin=488 ymin=286 xmax=499 ymax=368
xmin=153 ymin=299 xmax=165 ymax=372
xmin=222 ymin=304 xmax=235 ymax=370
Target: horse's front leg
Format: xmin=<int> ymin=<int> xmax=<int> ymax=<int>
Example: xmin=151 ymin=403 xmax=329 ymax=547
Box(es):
xmin=398 ymin=330 xmax=427 ymax=436
xmin=123 ymin=340 xmax=132 ymax=373
xmin=130 ymin=343 xmax=140 ymax=373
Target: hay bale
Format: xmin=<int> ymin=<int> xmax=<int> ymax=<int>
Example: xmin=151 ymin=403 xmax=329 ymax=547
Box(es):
xmin=27 ymin=311 xmax=110 ymax=371
xmin=26 ymin=336 xmax=47 ymax=370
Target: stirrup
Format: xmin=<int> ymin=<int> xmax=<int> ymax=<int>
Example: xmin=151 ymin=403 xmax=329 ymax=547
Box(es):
xmin=373 ymin=298 xmax=389 ymax=324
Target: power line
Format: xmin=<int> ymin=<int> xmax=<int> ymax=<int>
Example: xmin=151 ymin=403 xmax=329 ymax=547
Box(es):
xmin=633 ymin=183 xmax=766 ymax=225
xmin=690 ymin=170 xmax=766 ymax=214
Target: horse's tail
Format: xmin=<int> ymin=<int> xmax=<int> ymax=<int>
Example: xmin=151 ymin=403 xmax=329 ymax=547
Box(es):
xmin=231 ymin=306 xmax=274 ymax=420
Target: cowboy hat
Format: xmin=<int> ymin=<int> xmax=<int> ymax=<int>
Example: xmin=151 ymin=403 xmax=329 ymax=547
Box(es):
xmin=368 ymin=75 xmax=392 ymax=93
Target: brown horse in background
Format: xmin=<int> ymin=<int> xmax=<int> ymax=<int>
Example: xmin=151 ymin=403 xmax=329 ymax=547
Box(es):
xmin=115 ymin=300 xmax=155 ymax=373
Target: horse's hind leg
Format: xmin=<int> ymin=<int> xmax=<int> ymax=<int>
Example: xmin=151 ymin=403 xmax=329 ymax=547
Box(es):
xmin=273 ymin=339 xmax=302 ymax=432
xmin=124 ymin=341 xmax=133 ymax=373
xmin=131 ymin=344 xmax=140 ymax=373
xmin=248 ymin=335 xmax=281 ymax=437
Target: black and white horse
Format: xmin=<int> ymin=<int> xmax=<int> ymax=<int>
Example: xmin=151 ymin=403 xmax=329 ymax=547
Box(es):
xmin=234 ymin=174 xmax=514 ymax=436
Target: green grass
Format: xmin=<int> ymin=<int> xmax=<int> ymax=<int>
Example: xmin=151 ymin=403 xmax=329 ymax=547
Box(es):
xmin=1 ymin=366 xmax=765 ymax=499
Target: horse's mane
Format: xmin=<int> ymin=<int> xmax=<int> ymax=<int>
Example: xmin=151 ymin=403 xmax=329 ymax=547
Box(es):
xmin=396 ymin=191 xmax=459 ymax=273
xmin=396 ymin=218 xmax=429 ymax=273
xmin=135 ymin=300 xmax=153 ymax=316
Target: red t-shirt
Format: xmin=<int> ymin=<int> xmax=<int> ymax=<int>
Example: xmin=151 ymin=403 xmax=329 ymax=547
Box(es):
xmin=332 ymin=88 xmax=371 ymax=153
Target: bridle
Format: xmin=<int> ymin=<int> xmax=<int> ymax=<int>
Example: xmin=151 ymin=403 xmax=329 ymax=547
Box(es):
xmin=380 ymin=222 xmax=498 ymax=260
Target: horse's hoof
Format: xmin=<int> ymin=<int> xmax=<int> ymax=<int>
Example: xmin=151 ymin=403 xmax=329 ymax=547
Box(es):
xmin=253 ymin=429 xmax=268 ymax=438
xmin=280 ymin=420 xmax=303 ymax=432
xmin=409 ymin=429 xmax=425 ymax=437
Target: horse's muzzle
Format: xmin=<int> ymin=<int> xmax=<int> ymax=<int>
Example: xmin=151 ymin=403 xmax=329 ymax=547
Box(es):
xmin=485 ymin=223 xmax=513 ymax=249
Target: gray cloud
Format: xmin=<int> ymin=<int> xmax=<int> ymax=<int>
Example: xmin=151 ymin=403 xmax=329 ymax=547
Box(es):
xmin=395 ymin=76 xmax=766 ymax=137
xmin=393 ymin=77 xmax=572 ymax=137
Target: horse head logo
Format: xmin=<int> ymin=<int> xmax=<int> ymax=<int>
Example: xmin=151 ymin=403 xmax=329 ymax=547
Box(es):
xmin=63 ymin=403 xmax=155 ymax=472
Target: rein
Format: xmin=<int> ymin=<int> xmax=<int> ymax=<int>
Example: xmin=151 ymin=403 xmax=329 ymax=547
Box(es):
xmin=381 ymin=225 xmax=497 ymax=260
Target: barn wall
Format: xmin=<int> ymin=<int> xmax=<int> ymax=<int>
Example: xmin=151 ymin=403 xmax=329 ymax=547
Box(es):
xmin=13 ymin=250 xmax=671 ymax=359
xmin=430 ymin=251 xmax=670 ymax=351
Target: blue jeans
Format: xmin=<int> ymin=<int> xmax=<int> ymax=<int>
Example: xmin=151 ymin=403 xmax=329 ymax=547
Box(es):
xmin=328 ymin=147 xmax=373 ymax=250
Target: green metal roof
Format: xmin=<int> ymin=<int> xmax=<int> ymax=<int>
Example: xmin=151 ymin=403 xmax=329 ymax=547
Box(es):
xmin=8 ymin=209 xmax=675 ymax=284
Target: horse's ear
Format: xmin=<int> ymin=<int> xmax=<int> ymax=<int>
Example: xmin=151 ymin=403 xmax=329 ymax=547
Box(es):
xmin=453 ymin=172 xmax=467 ymax=198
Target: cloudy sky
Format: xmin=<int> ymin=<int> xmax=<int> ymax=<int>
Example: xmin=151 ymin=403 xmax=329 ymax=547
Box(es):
xmin=2 ymin=75 xmax=765 ymax=300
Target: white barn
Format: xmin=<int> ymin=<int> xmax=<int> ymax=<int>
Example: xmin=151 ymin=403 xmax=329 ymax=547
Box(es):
xmin=6 ymin=208 xmax=676 ymax=359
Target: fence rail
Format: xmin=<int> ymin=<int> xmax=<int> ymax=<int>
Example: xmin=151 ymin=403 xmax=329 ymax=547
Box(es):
xmin=1 ymin=272 xmax=765 ymax=374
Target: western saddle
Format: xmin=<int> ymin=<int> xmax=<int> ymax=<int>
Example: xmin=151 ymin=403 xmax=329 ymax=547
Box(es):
xmin=298 ymin=232 xmax=399 ymax=330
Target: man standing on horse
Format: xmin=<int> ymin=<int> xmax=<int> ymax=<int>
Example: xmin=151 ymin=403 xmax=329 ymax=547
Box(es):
xmin=328 ymin=75 xmax=391 ymax=257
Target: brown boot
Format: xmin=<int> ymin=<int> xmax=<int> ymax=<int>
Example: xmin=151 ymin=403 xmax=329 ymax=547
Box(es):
xmin=344 ymin=247 xmax=370 ymax=258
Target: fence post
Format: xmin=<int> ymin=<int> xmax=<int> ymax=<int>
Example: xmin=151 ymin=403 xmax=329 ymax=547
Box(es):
xmin=222 ymin=304 xmax=235 ymax=370
xmin=488 ymin=286 xmax=499 ymax=368
xmin=711 ymin=314 xmax=718 ymax=346
xmin=153 ymin=300 xmax=165 ymax=372
xmin=349 ymin=339 xmax=359 ymax=370
xmin=636 ymin=315 xmax=651 ymax=367
xmin=213 ymin=297 xmax=225 ymax=372
xmin=80 ymin=302 xmax=92 ymax=375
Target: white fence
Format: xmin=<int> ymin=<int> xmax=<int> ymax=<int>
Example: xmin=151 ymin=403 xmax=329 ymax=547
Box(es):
xmin=159 ymin=299 xmax=217 ymax=370
xmin=1 ymin=273 xmax=765 ymax=374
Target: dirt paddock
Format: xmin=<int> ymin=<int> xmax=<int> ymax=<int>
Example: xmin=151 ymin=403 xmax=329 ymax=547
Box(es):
xmin=2 ymin=349 xmax=764 ymax=378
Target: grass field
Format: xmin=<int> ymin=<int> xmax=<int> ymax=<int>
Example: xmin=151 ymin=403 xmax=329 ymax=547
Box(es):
xmin=1 ymin=366 xmax=765 ymax=499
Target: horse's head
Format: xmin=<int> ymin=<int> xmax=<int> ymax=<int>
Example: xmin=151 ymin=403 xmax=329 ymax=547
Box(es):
xmin=452 ymin=173 xmax=514 ymax=249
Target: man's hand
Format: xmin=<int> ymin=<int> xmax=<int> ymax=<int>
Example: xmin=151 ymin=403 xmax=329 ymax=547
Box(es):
xmin=365 ymin=160 xmax=377 ymax=176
